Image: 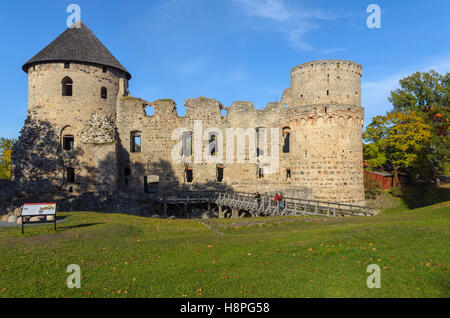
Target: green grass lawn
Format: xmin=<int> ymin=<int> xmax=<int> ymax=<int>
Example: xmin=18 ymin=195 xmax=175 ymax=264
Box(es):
xmin=0 ymin=198 xmax=448 ymax=298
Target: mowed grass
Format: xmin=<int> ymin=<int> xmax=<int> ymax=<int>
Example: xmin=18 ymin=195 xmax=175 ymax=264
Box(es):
xmin=0 ymin=200 xmax=448 ymax=298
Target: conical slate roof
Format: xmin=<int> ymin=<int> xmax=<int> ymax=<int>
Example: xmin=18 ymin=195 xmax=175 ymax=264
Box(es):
xmin=22 ymin=22 xmax=131 ymax=79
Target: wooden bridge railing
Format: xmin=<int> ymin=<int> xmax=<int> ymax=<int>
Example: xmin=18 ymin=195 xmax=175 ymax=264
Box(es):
xmin=149 ymin=190 xmax=375 ymax=218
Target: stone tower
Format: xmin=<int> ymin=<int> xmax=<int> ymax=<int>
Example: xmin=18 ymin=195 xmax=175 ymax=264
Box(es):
xmin=13 ymin=22 xmax=131 ymax=193
xmin=283 ymin=60 xmax=365 ymax=204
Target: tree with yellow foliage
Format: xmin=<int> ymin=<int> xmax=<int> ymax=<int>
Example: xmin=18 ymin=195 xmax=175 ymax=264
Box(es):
xmin=0 ymin=138 xmax=16 ymax=180
xmin=363 ymin=111 xmax=433 ymax=184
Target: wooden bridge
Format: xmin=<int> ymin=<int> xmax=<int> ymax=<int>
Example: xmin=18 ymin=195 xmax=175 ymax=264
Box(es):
xmin=150 ymin=191 xmax=375 ymax=218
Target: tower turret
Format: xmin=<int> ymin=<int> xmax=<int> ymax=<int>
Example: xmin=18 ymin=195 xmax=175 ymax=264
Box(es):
xmin=288 ymin=60 xmax=362 ymax=108
xmin=13 ymin=22 xmax=131 ymax=193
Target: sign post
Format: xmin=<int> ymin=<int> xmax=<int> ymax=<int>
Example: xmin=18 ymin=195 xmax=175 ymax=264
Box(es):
xmin=20 ymin=203 xmax=57 ymax=234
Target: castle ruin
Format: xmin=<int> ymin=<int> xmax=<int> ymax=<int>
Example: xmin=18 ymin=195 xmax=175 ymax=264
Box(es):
xmin=12 ymin=22 xmax=366 ymax=208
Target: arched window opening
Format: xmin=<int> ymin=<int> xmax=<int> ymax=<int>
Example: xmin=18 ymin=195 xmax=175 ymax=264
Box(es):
xmin=61 ymin=126 xmax=74 ymax=151
xmin=217 ymin=164 xmax=224 ymax=183
xmin=220 ymin=108 xmax=228 ymax=118
xmin=130 ymin=131 xmax=141 ymax=153
xmin=66 ymin=167 xmax=75 ymax=184
xmin=327 ymin=90 xmax=330 ymax=96
xmin=182 ymin=131 xmax=193 ymax=157
xmin=186 ymin=166 xmax=193 ymax=183
xmin=282 ymin=127 xmax=290 ymax=153
xmin=101 ymin=87 xmax=107 ymax=99
xmin=102 ymin=67 xmax=107 ymax=73
xmin=62 ymin=77 xmax=73 ymax=96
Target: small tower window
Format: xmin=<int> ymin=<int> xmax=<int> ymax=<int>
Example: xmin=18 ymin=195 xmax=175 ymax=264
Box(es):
xmin=103 ymin=67 xmax=107 ymax=73
xmin=63 ymin=135 xmax=74 ymax=151
xmin=101 ymin=87 xmax=107 ymax=99
xmin=130 ymin=131 xmax=141 ymax=153
xmin=144 ymin=176 xmax=149 ymax=193
xmin=66 ymin=167 xmax=75 ymax=183
xmin=186 ymin=166 xmax=193 ymax=183
xmin=327 ymin=90 xmax=329 ymax=96
xmin=64 ymin=62 xmax=70 ymax=69
xmin=282 ymin=127 xmax=290 ymax=153
xmin=286 ymin=168 xmax=292 ymax=179
xmin=217 ymin=165 xmax=224 ymax=182
xmin=62 ymin=77 xmax=73 ymax=96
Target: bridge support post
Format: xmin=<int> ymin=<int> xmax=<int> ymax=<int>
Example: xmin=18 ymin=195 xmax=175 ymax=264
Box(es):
xmin=218 ymin=205 xmax=224 ymax=219
xmin=184 ymin=199 xmax=188 ymax=218
xmin=207 ymin=202 xmax=212 ymax=212
xmin=163 ymin=195 xmax=167 ymax=215
xmin=232 ymin=209 xmax=238 ymax=218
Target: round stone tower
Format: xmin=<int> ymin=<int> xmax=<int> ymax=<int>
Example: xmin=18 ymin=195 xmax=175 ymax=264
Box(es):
xmin=22 ymin=22 xmax=131 ymax=124
xmin=14 ymin=22 xmax=131 ymax=193
xmin=285 ymin=60 xmax=365 ymax=205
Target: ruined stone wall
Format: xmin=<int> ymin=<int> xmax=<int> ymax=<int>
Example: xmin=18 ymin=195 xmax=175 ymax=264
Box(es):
xmin=117 ymin=97 xmax=312 ymax=200
xmin=115 ymin=59 xmax=365 ymax=204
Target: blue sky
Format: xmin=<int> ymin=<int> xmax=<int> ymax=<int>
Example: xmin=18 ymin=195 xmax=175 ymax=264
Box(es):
xmin=0 ymin=0 xmax=449 ymax=139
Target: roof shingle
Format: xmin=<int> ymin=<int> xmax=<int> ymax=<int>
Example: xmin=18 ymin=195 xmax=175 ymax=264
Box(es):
xmin=22 ymin=22 xmax=131 ymax=79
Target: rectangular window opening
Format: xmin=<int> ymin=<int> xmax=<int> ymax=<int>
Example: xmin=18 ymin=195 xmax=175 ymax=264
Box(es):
xmin=67 ymin=167 xmax=75 ymax=184
xmin=217 ymin=166 xmax=224 ymax=182
xmin=186 ymin=168 xmax=193 ymax=183
xmin=258 ymin=168 xmax=264 ymax=179
xmin=182 ymin=132 xmax=193 ymax=157
xmin=63 ymin=135 xmax=74 ymax=151
xmin=144 ymin=176 xmax=148 ymax=193
xmin=131 ymin=132 xmax=141 ymax=153
xmin=286 ymin=169 xmax=292 ymax=179
xmin=209 ymin=134 xmax=217 ymax=156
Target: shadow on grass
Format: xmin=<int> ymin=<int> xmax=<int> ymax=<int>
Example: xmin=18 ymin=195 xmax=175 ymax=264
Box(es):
xmin=390 ymin=185 xmax=450 ymax=209
xmin=57 ymin=222 xmax=104 ymax=232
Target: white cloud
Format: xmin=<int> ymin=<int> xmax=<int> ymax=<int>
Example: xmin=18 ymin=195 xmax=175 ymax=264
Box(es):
xmin=233 ymin=0 xmax=340 ymax=51
xmin=236 ymin=0 xmax=293 ymax=21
